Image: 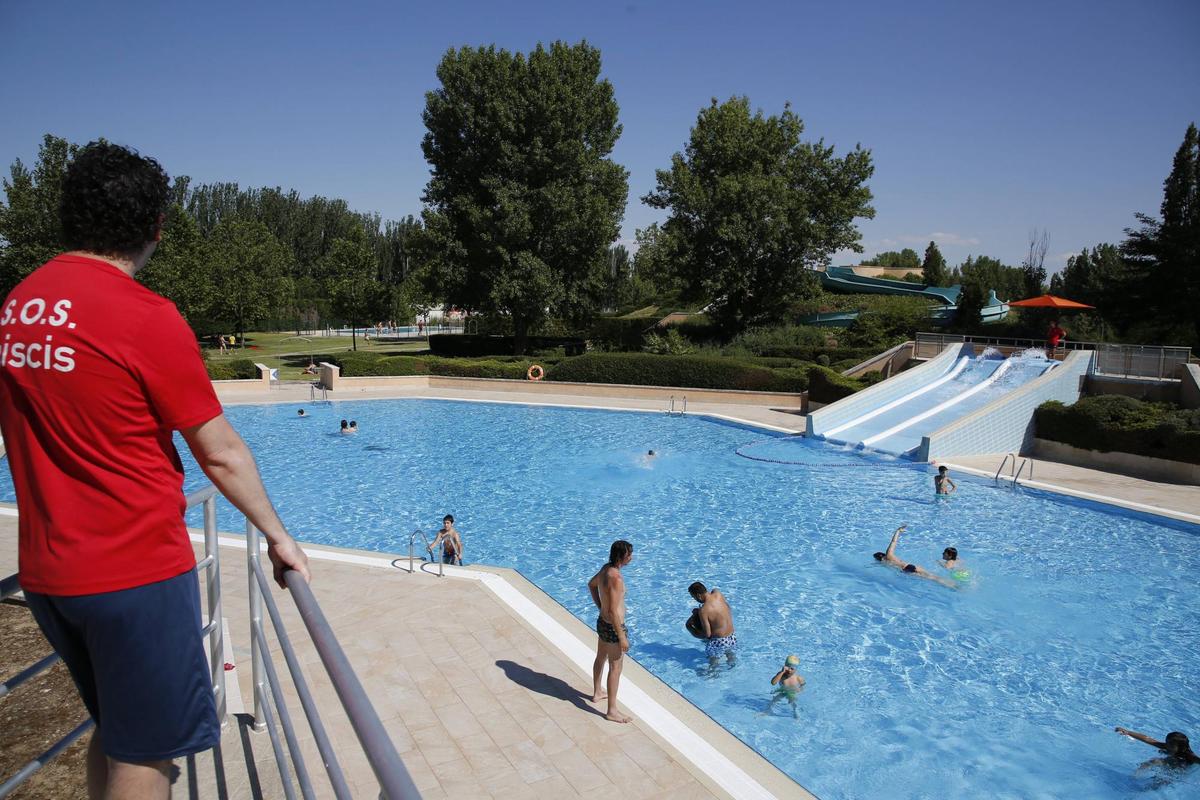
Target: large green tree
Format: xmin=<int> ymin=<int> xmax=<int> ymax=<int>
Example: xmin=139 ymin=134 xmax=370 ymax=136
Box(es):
xmin=1119 ymin=123 xmax=1200 ymax=345
xmin=420 ymin=41 xmax=629 ymax=353
xmin=205 ymin=220 xmax=292 ymax=343
xmin=643 ymin=97 xmax=874 ymax=336
xmin=139 ymin=204 xmax=212 ymax=324
xmin=323 ymin=234 xmax=387 ymax=350
xmin=0 ymin=135 xmax=77 ymax=295
xmin=863 ymin=248 xmax=921 ymax=271
xmin=921 ymin=241 xmax=949 ymax=287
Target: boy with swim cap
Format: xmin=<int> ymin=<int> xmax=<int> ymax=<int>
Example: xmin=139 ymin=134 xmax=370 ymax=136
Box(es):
xmin=761 ymin=655 xmax=806 ymax=718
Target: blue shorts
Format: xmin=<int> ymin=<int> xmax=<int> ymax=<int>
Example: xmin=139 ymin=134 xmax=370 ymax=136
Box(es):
xmin=25 ymin=567 xmax=219 ymax=762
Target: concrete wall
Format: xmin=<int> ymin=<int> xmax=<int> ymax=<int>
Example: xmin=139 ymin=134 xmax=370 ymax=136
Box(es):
xmin=841 ymin=341 xmax=915 ymax=379
xmin=1031 ymin=437 xmax=1200 ymax=485
xmin=1182 ymin=364 xmax=1200 ymax=409
xmin=807 ymin=342 xmax=967 ymax=437
xmin=918 ymin=350 xmax=1093 ymax=461
xmin=316 ymin=364 xmax=805 ymax=408
xmin=1085 ymin=374 xmax=1181 ymax=403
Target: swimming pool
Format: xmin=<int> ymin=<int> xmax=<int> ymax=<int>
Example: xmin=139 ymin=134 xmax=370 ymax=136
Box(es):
xmin=5 ymin=398 xmax=1199 ymax=798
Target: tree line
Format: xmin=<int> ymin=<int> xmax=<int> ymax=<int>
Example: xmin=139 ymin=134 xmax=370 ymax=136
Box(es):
xmin=1 ymin=40 xmax=1196 ymax=351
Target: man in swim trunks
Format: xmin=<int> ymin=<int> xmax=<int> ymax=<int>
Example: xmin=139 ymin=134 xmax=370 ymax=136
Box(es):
xmin=873 ymin=526 xmax=958 ymax=589
xmin=428 ymin=514 xmax=463 ymax=565
xmin=1115 ymin=727 xmax=1200 ymax=770
xmin=689 ymin=581 xmax=737 ymax=666
xmin=934 ymin=465 xmax=957 ymax=495
xmin=589 ymin=540 xmax=633 ymax=723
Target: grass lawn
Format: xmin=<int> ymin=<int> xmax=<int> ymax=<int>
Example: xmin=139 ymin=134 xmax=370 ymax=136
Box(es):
xmin=206 ymin=331 xmax=428 ymax=380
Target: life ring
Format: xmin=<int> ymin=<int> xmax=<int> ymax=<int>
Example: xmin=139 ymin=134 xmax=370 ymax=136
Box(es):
xmin=527 ymin=364 xmax=545 ymax=381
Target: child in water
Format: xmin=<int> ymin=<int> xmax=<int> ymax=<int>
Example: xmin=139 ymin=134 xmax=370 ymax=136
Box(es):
xmin=760 ymin=655 xmax=805 ymax=718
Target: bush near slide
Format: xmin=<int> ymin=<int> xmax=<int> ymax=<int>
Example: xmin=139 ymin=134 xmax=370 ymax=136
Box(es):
xmin=1035 ymin=395 xmax=1200 ymax=465
xmin=544 ymin=352 xmax=809 ymax=393
xmin=205 ymin=358 xmax=259 ymax=380
xmin=805 ymin=364 xmax=868 ymax=403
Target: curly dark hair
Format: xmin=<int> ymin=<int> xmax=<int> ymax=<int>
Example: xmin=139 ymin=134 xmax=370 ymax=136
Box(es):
xmin=60 ymin=141 xmax=169 ymax=256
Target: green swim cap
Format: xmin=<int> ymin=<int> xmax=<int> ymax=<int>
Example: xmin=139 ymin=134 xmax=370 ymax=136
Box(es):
xmin=785 ymin=655 xmax=800 ymax=667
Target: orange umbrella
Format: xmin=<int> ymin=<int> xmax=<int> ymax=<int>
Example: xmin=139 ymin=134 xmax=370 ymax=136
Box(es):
xmin=1007 ymin=294 xmax=1094 ymax=309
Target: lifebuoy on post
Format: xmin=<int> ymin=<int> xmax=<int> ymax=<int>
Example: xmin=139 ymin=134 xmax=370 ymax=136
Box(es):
xmin=527 ymin=364 xmax=545 ymax=381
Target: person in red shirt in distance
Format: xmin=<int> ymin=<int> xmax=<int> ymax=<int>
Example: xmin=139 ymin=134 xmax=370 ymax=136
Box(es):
xmin=0 ymin=142 xmax=310 ymax=800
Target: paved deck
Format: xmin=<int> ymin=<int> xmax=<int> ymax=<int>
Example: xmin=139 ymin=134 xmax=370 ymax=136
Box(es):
xmin=0 ymin=516 xmax=806 ymax=799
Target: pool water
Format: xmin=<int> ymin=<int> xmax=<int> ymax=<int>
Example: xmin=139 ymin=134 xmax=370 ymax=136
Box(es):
xmin=6 ymin=398 xmax=1199 ymax=798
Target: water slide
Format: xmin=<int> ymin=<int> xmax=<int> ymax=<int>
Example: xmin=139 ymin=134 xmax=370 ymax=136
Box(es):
xmin=814 ymin=348 xmax=1057 ymax=458
xmin=805 ymin=267 xmax=1009 ymax=326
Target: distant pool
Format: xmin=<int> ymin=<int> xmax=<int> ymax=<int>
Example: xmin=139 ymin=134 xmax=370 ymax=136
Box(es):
xmin=5 ymin=398 xmax=1198 ymax=798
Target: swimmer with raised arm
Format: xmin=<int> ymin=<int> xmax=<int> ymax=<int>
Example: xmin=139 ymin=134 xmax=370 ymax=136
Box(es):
xmin=760 ymin=655 xmax=805 ymax=718
xmin=873 ymin=526 xmax=957 ymax=589
xmin=1115 ymin=727 xmax=1200 ymax=772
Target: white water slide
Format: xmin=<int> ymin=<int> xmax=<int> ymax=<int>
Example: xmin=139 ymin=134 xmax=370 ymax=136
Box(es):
xmin=821 ymin=350 xmax=1057 ymax=457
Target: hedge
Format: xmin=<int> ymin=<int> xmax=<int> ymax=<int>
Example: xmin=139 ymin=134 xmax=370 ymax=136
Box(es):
xmin=1035 ymin=395 xmax=1200 ymax=465
xmin=429 ymin=334 xmax=585 ymax=357
xmin=206 ymin=358 xmax=259 ymax=380
xmin=806 ymin=365 xmax=867 ymax=403
xmin=545 ymin=352 xmax=807 ymax=393
xmin=328 ymin=351 xmax=535 ymax=380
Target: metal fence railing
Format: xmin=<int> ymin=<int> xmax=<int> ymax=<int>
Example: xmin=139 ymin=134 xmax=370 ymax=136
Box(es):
xmin=1 ymin=487 xmax=420 ymax=799
xmin=913 ymin=332 xmax=1194 ymax=380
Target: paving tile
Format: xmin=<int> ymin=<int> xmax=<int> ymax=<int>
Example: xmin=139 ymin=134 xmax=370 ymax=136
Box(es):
xmin=548 ymin=746 xmax=611 ymax=794
xmin=528 ymin=773 xmax=585 ymax=798
xmin=501 ymin=740 xmax=559 ymax=784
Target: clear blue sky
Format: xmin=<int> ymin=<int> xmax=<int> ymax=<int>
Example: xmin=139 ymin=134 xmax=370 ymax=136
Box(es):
xmin=1 ymin=0 xmax=1197 ymax=271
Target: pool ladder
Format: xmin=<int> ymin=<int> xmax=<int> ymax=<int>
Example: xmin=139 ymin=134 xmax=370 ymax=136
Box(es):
xmin=309 ymin=383 xmax=328 ymax=402
xmin=993 ymin=453 xmax=1034 ymax=487
xmin=407 ymin=528 xmax=444 ymax=578
xmin=667 ymin=395 xmax=687 ymax=416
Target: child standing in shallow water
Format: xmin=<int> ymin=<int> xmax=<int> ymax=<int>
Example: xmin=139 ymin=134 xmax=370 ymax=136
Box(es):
xmin=760 ymin=655 xmax=805 ymax=718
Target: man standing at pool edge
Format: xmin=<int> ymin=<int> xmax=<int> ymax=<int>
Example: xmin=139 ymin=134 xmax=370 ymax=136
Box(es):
xmin=0 ymin=141 xmax=310 ymax=800
xmin=589 ymin=540 xmax=633 ymax=723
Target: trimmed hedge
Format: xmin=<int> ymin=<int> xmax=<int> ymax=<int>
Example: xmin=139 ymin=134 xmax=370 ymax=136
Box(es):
xmin=429 ymin=334 xmax=584 ymax=357
xmin=806 ymin=365 xmax=867 ymax=403
xmin=206 ymin=358 xmax=259 ymax=380
xmin=545 ymin=352 xmax=807 ymax=393
xmin=328 ymin=351 xmax=535 ymax=380
xmin=1035 ymin=395 xmax=1200 ymax=465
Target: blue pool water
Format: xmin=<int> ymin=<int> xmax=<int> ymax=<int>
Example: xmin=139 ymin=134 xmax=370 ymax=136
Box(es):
xmin=5 ymin=398 xmax=1199 ymax=798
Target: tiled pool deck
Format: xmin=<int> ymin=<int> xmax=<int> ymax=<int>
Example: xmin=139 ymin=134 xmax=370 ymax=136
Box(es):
xmin=3 ymin=380 xmax=1197 ymax=799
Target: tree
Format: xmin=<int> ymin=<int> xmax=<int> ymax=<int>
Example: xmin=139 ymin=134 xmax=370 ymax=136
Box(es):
xmin=863 ymin=248 xmax=921 ymax=271
xmin=323 ymin=234 xmax=386 ymax=350
xmin=205 ymin=220 xmax=292 ymax=344
xmin=1119 ymin=123 xmax=1200 ymax=344
xmin=921 ymin=241 xmax=949 ymax=287
xmin=420 ymin=41 xmax=629 ymax=353
xmin=139 ymin=203 xmax=212 ymax=324
xmin=643 ymin=97 xmax=874 ymax=336
xmin=0 ymin=135 xmax=77 ymax=295
xmin=951 ymin=255 xmax=1025 ymax=301
xmin=1021 ymin=228 xmax=1049 ymax=298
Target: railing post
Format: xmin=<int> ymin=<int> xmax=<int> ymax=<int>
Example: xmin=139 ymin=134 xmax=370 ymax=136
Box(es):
xmin=247 ymin=520 xmax=267 ymax=732
xmin=203 ymin=496 xmax=227 ymax=726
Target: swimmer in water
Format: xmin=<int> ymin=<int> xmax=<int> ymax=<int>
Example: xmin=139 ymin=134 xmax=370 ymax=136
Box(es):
xmin=297 ymin=409 xmax=307 ymax=417
xmin=759 ymin=655 xmax=805 ymax=718
xmin=1114 ymin=727 xmax=1200 ymax=774
xmin=873 ymin=526 xmax=958 ymax=589
xmin=939 ymin=547 xmax=971 ymax=584
xmin=339 ymin=419 xmax=354 ymax=435
xmin=934 ymin=465 xmax=957 ymax=495
xmin=348 ymin=420 xmax=358 ymax=433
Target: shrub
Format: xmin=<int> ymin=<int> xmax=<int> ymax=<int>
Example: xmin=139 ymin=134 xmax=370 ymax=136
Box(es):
xmin=206 ymin=358 xmax=259 ymax=380
xmin=587 ymin=317 xmax=655 ymax=351
xmin=546 ymin=352 xmax=807 ymax=393
xmin=1035 ymin=396 xmax=1200 ymax=464
xmin=806 ymin=365 xmax=866 ymax=403
xmin=642 ymin=328 xmax=695 ymax=355
xmin=428 ymin=359 xmax=532 ymax=380
xmin=429 ymin=334 xmax=583 ymax=357
xmin=330 ymin=352 xmax=429 ymax=377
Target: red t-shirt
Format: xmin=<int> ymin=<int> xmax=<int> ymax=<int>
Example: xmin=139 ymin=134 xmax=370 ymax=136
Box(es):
xmin=0 ymin=254 xmax=222 ymax=595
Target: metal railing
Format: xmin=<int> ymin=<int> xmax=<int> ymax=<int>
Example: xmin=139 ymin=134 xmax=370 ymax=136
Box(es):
xmin=408 ymin=528 xmax=444 ymax=577
xmin=667 ymin=395 xmax=688 ymax=416
xmin=1 ymin=489 xmax=420 ymax=799
xmin=0 ymin=488 xmax=225 ymax=797
xmin=914 ymin=332 xmax=1193 ymax=380
xmin=993 ymin=453 xmax=1017 ymax=484
xmin=310 ymin=383 xmax=328 ymax=402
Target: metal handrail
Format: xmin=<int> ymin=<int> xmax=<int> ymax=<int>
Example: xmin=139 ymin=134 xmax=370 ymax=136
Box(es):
xmin=914 ymin=332 xmax=1192 ymax=379
xmin=0 ymin=487 xmax=224 ymax=797
xmin=1013 ymin=458 xmax=1034 ymax=487
xmin=408 ymin=528 xmax=444 ymax=577
xmin=310 ymin=383 xmax=328 ymax=402
xmin=246 ymin=520 xmax=420 ymax=798
xmin=666 ymin=395 xmax=687 ymax=416
xmin=993 ymin=453 xmax=1017 ymax=484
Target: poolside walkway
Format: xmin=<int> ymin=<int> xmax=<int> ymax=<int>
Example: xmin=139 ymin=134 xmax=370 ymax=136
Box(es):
xmin=0 ymin=515 xmax=808 ymax=799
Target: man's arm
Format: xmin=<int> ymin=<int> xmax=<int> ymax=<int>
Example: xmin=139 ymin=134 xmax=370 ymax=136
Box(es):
xmin=885 ymin=526 xmax=906 ymax=559
xmin=770 ymin=669 xmax=786 ymax=686
xmin=427 ymin=531 xmax=444 ymax=552
xmin=947 ymin=478 xmax=957 ymax=492
xmin=1115 ymin=727 xmax=1165 ymax=749
xmin=454 ymin=531 xmax=464 ymax=556
xmin=588 ymin=574 xmax=602 ymax=609
xmin=603 ymin=573 xmax=629 ymax=651
xmin=699 ymin=608 xmax=713 ymax=639
xmin=181 ymin=415 xmax=310 ymax=589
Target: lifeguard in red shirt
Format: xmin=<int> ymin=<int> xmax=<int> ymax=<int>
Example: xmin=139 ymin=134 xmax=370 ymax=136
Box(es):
xmin=0 ymin=142 xmax=310 ymax=799
xmin=1046 ymin=320 xmax=1067 ymax=354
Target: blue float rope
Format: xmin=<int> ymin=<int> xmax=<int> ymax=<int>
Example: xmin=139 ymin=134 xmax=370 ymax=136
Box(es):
xmin=734 ymin=437 xmax=927 ymax=468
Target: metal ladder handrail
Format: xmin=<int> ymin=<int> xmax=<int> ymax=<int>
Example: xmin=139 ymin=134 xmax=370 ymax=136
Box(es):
xmin=309 ymin=383 xmax=328 ymax=402
xmin=993 ymin=453 xmax=1017 ymax=484
xmin=1012 ymin=458 xmax=1034 ymax=487
xmin=666 ymin=395 xmax=688 ymax=416
xmin=408 ymin=528 xmax=444 ymax=577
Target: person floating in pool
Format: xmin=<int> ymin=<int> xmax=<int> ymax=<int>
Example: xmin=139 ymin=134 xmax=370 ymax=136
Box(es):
xmin=297 ymin=409 xmax=307 ymax=418
xmin=339 ymin=419 xmax=352 ymax=435
xmin=759 ymin=655 xmax=805 ymax=718
xmin=934 ymin=465 xmax=957 ymax=496
xmin=348 ymin=420 xmax=358 ymax=433
xmin=939 ymin=547 xmax=971 ymax=584
xmin=641 ymin=449 xmax=658 ymax=466
xmin=428 ymin=514 xmax=463 ymax=565
xmin=686 ymin=581 xmax=737 ymax=667
xmin=1114 ymin=727 xmax=1200 ymax=773
xmin=873 ymin=526 xmax=957 ymax=589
